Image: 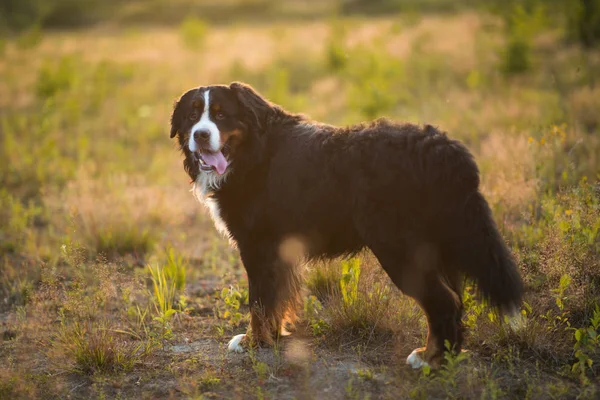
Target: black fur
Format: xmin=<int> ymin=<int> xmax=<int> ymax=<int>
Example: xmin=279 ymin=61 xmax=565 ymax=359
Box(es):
xmin=170 ymin=82 xmax=523 ymax=363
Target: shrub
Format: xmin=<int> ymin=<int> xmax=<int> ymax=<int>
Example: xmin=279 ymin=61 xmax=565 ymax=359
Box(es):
xmin=566 ymin=0 xmax=600 ymax=48
xmin=347 ymin=49 xmax=402 ymax=119
xmin=0 ymin=189 xmax=41 ymax=255
xmin=16 ymin=23 xmax=42 ymax=49
xmin=35 ymin=56 xmax=78 ymax=99
xmin=499 ymin=5 xmax=545 ymax=75
xmin=179 ymin=16 xmax=208 ymax=51
xmin=0 ymin=0 xmax=47 ymax=31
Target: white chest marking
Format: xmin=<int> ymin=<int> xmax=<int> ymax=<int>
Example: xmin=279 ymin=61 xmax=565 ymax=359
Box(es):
xmin=192 ymin=175 xmax=230 ymax=238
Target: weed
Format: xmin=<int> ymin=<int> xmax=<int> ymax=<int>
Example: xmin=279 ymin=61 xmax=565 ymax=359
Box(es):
xmin=198 ymin=369 xmax=221 ymax=391
xmin=356 ymin=368 xmax=374 ymax=381
xmin=147 ymin=263 xmax=182 ymax=342
xmin=0 ymin=189 xmax=41 ymax=255
xmin=323 ymin=257 xmax=399 ymax=345
xmin=462 ymin=285 xmax=486 ymax=330
xmin=571 ymin=304 xmax=600 ymax=382
xmin=340 ymin=258 xmax=361 ymax=307
xmin=306 ymin=261 xmax=341 ymax=302
xmin=215 ymin=285 xmax=249 ymax=327
xmin=55 ymin=320 xmax=147 ymax=375
xmin=123 ymin=304 xmax=152 ymax=340
xmin=552 ymin=274 xmax=572 ymax=312
xmin=438 ymin=340 xmax=469 ymax=389
xmin=164 ymin=246 xmax=187 ymax=294
xmin=303 ymin=295 xmax=329 ymax=336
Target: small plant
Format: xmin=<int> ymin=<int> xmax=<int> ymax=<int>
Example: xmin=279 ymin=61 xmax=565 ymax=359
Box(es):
xmin=303 ymin=295 xmax=329 ymax=336
xmin=571 ymin=304 xmax=600 ymax=382
xmin=216 ymin=285 xmax=249 ymax=327
xmin=340 ymin=258 xmax=361 ymax=307
xmin=123 ymin=304 xmax=152 ymax=340
xmin=248 ymin=346 xmax=270 ymax=384
xmin=148 ymin=264 xmax=181 ymax=342
xmin=306 ymin=261 xmax=341 ymax=301
xmin=419 ymin=340 xmax=470 ymax=397
xmin=552 ymin=274 xmax=572 ymax=312
xmin=164 ymin=246 xmax=187 ymax=295
xmin=344 ymin=376 xmax=361 ymax=400
xmin=539 ymin=274 xmax=572 ymax=331
xmin=462 ymin=285 xmax=486 ymax=329
xmin=56 ymin=321 xmax=147 ymax=375
xmin=198 ymin=370 xmax=221 ymax=391
xmin=247 ymin=341 xmax=284 ymax=384
xmin=357 ymin=368 xmax=375 ymax=381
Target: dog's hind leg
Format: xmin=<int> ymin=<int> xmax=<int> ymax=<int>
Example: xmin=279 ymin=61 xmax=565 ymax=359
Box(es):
xmin=369 ymin=241 xmax=464 ymax=369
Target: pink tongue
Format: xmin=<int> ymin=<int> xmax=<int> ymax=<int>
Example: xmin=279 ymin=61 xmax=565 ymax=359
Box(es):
xmin=201 ymin=151 xmax=229 ymax=175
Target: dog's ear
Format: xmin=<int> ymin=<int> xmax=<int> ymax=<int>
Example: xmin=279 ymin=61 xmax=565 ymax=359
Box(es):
xmin=170 ymin=99 xmax=181 ymax=138
xmin=230 ymin=82 xmax=272 ymax=130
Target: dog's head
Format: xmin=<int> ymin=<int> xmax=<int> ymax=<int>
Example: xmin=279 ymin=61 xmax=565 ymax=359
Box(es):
xmin=170 ymin=82 xmax=272 ymax=182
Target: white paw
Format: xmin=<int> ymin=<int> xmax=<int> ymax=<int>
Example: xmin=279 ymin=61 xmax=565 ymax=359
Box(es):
xmin=227 ymin=334 xmax=246 ymax=353
xmin=506 ymin=308 xmax=526 ymax=331
xmin=406 ymin=349 xmax=429 ymax=369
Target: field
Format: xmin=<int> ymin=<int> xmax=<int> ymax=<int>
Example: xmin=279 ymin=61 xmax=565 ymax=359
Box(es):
xmin=1 ymin=0 xmax=599 ymax=398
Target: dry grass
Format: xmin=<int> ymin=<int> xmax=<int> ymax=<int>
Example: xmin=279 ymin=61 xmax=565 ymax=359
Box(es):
xmin=1 ymin=2 xmax=599 ymax=399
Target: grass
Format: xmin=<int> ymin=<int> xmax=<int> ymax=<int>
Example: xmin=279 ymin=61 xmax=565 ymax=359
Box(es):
xmin=53 ymin=320 xmax=148 ymax=375
xmin=0 ymin=1 xmax=599 ymax=398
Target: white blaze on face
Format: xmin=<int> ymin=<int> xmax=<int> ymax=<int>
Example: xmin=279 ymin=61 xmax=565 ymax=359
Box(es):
xmin=188 ymin=89 xmax=221 ymax=153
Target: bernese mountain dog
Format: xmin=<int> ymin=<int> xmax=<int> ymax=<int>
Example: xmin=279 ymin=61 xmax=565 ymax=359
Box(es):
xmin=169 ymin=82 xmax=523 ymax=368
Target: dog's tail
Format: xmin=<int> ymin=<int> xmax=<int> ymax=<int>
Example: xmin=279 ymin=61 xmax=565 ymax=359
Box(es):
xmin=443 ymin=191 xmax=523 ymax=314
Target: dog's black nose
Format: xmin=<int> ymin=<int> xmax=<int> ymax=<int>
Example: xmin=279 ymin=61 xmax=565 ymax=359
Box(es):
xmin=194 ymin=130 xmax=211 ymax=143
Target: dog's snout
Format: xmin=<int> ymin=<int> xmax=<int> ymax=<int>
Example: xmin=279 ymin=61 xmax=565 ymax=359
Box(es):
xmin=194 ymin=130 xmax=211 ymax=143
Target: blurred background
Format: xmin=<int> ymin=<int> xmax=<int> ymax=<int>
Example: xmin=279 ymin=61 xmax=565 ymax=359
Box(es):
xmin=1 ymin=0 xmax=599 ymax=399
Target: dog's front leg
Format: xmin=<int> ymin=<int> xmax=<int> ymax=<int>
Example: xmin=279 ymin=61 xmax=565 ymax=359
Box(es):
xmin=228 ymin=241 xmax=300 ymax=352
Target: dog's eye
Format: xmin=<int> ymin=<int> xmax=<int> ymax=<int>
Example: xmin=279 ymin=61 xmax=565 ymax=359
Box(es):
xmin=189 ymin=111 xmax=199 ymax=120
xmin=215 ymin=112 xmax=225 ymax=120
